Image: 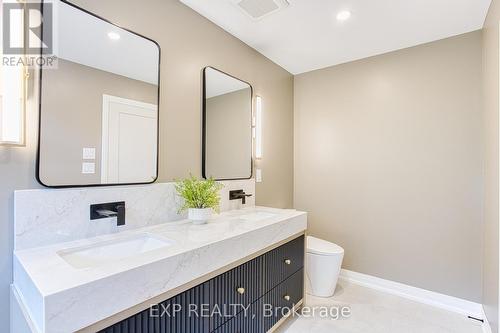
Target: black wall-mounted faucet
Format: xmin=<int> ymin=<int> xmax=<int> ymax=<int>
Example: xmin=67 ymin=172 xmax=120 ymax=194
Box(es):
xmin=229 ymin=190 xmax=253 ymax=205
xmin=90 ymin=201 xmax=126 ymax=226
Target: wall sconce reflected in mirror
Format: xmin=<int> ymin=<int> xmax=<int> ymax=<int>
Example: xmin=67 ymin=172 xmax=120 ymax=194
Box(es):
xmin=255 ymin=95 xmax=262 ymax=159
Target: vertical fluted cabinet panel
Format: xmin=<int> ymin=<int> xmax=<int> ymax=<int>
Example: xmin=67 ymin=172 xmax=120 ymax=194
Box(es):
xmin=209 ymin=255 xmax=263 ymax=331
xmin=99 ymin=282 xmax=210 ymax=333
xmin=212 ymin=298 xmax=263 ymax=333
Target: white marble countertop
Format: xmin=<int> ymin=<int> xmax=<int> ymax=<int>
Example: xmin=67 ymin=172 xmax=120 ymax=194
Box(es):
xmin=13 ymin=206 xmax=307 ymax=333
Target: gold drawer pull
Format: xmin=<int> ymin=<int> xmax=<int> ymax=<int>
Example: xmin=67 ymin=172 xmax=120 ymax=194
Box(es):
xmin=284 ymin=295 xmax=291 ymax=301
xmin=284 ymin=259 xmax=291 ymax=265
xmin=237 ymin=287 xmax=245 ymax=295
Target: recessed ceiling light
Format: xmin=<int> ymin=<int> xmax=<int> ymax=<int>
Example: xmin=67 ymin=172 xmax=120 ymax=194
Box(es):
xmin=336 ymin=10 xmax=351 ymax=22
xmin=107 ymin=32 xmax=120 ymax=40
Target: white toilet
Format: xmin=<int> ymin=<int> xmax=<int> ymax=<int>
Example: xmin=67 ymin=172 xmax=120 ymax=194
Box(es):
xmin=306 ymin=236 xmax=345 ymax=297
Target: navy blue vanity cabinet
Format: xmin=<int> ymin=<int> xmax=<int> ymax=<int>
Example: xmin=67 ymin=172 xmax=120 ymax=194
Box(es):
xmin=99 ymin=235 xmax=304 ymax=333
xmin=214 ymin=267 xmax=304 ymax=333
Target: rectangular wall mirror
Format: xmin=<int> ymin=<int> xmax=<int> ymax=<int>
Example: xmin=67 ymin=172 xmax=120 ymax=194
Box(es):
xmin=37 ymin=0 xmax=161 ymax=187
xmin=202 ymin=67 xmax=253 ymax=180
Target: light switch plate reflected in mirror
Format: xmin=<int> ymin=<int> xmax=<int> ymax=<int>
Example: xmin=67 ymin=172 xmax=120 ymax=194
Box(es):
xmin=82 ymin=148 xmax=96 ymax=160
xmin=82 ymin=162 xmax=95 ymax=174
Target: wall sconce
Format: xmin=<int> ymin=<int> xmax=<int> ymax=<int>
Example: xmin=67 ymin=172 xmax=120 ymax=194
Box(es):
xmin=254 ymin=95 xmax=263 ymax=159
xmin=0 ymin=1 xmax=26 ymax=146
xmin=0 ymin=64 xmax=26 ymax=146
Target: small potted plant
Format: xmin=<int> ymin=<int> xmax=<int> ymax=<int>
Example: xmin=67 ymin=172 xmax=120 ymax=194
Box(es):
xmin=175 ymin=175 xmax=224 ymax=224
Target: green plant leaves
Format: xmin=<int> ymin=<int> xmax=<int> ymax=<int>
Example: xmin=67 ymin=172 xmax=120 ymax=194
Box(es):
xmin=175 ymin=174 xmax=224 ymax=213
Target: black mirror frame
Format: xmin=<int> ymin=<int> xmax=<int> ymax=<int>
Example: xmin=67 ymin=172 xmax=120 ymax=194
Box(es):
xmin=201 ymin=66 xmax=253 ymax=181
xmin=35 ymin=0 xmax=161 ymax=188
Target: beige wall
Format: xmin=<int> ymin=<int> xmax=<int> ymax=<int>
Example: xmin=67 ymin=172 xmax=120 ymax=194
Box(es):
xmin=294 ymin=32 xmax=483 ymax=302
xmin=206 ymin=88 xmax=252 ymax=179
xmin=482 ymin=0 xmax=500 ymax=330
xmin=40 ymin=59 xmax=157 ymax=186
xmin=0 ymin=0 xmax=294 ymax=331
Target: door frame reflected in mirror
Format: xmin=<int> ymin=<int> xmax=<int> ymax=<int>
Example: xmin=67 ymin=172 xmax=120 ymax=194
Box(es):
xmin=202 ymin=66 xmax=253 ymax=181
xmin=35 ymin=0 xmax=161 ymax=188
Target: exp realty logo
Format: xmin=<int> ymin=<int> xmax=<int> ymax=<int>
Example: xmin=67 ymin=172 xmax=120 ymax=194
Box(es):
xmin=2 ymin=1 xmax=57 ymax=68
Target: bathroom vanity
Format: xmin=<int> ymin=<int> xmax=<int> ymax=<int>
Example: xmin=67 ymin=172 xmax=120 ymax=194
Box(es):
xmin=100 ymin=234 xmax=304 ymax=333
xmin=12 ymin=197 xmax=307 ymax=333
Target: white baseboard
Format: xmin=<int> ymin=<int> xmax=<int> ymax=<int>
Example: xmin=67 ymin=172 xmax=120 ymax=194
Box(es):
xmin=339 ymin=269 xmax=490 ymax=331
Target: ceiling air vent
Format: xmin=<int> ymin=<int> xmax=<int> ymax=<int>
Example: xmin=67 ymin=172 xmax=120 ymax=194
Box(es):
xmin=233 ymin=0 xmax=290 ymax=20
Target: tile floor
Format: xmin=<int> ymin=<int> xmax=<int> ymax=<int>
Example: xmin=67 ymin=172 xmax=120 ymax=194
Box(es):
xmin=278 ymin=280 xmax=484 ymax=333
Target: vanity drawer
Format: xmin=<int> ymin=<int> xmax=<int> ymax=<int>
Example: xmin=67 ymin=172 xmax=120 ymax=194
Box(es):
xmin=209 ymin=255 xmax=263 ymax=331
xmin=263 ymin=236 xmax=304 ymax=293
xmin=263 ymin=268 xmax=304 ymax=332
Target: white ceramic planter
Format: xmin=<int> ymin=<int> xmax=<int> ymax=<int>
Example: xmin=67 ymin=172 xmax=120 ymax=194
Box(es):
xmin=188 ymin=208 xmax=212 ymax=225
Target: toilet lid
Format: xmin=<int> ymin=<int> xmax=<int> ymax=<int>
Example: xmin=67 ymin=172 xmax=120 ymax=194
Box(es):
xmin=307 ymin=236 xmax=344 ymax=256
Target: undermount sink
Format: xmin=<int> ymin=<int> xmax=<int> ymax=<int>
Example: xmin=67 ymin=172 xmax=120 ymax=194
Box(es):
xmin=57 ymin=234 xmax=173 ymax=269
xmin=235 ymin=211 xmax=277 ymax=222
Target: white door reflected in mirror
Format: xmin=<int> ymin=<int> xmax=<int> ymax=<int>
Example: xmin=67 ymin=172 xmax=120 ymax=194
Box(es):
xmin=101 ymin=95 xmax=157 ymax=184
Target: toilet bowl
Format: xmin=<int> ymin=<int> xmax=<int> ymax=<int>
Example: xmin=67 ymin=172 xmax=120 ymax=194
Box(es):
xmin=306 ymin=236 xmax=344 ymax=297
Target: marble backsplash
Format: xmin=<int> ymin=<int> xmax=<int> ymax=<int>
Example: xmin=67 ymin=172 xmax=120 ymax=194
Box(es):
xmin=14 ymin=179 xmax=255 ymax=251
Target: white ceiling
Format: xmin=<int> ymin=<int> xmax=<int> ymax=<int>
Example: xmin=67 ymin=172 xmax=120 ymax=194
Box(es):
xmin=205 ymin=67 xmax=250 ymax=98
xmin=180 ymin=0 xmax=491 ymax=74
xmin=54 ymin=1 xmax=159 ymax=84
